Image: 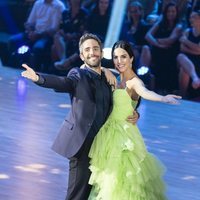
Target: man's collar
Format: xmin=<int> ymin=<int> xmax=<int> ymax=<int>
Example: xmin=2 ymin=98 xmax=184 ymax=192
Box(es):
xmin=85 ymin=66 xmax=101 ymax=75
xmin=84 ymin=66 xmax=106 ymax=80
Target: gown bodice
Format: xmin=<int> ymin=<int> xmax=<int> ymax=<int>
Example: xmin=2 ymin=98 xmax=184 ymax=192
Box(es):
xmin=109 ymin=89 xmax=138 ymax=121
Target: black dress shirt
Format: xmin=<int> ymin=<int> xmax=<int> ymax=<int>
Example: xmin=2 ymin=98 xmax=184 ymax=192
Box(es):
xmin=85 ymin=67 xmax=112 ymax=138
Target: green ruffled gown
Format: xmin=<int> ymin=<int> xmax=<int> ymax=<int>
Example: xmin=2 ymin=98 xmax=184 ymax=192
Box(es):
xmin=88 ymin=89 xmax=167 ymax=200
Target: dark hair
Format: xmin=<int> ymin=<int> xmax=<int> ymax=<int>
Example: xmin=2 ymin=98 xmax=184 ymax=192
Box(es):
xmin=128 ymin=1 xmax=144 ymax=22
xmin=93 ymin=0 xmax=111 ymax=16
xmin=111 ymin=40 xmax=136 ymax=71
xmin=79 ymin=33 xmax=102 ymax=53
xmin=160 ymin=2 xmax=179 ymax=29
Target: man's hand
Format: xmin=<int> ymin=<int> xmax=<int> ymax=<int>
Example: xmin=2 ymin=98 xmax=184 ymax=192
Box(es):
xmin=126 ymin=110 xmax=139 ymax=125
xmin=103 ymin=68 xmax=117 ymax=88
xmin=21 ymin=64 xmax=39 ymax=82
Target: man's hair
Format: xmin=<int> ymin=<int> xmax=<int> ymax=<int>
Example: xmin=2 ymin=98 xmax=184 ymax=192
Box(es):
xmin=79 ymin=33 xmax=102 ymax=53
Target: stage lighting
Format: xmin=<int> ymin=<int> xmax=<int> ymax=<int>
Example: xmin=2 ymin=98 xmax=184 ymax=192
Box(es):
xmin=137 ymin=66 xmax=149 ymax=76
xmin=103 ymin=47 xmax=112 ymax=60
xmin=10 ymin=45 xmax=31 ymax=68
xmin=137 ymin=66 xmax=154 ymax=89
xmin=17 ymin=45 xmax=29 ymax=54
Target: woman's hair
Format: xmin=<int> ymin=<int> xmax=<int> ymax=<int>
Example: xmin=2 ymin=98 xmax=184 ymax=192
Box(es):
xmin=93 ymin=0 xmax=111 ymax=16
xmin=111 ymin=40 xmax=136 ymax=72
xmin=160 ymin=2 xmax=179 ymax=29
xmin=128 ymin=1 xmax=144 ymax=22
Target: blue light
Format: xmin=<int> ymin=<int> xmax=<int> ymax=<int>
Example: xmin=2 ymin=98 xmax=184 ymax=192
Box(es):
xmin=17 ymin=45 xmax=29 ymax=54
xmin=137 ymin=66 xmax=149 ymax=76
xmin=103 ymin=48 xmax=112 ymax=60
xmin=17 ymin=78 xmax=26 ymax=96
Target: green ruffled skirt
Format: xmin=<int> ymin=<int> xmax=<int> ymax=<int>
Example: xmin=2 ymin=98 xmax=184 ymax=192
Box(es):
xmin=88 ymin=118 xmax=167 ymax=200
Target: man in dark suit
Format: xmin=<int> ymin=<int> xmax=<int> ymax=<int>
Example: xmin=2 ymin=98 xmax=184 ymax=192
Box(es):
xmin=21 ymin=33 xmax=139 ymax=200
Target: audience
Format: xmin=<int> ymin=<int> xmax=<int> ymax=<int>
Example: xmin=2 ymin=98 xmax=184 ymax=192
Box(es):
xmin=8 ymin=0 xmax=65 ymax=72
xmin=122 ymin=1 xmax=152 ymax=69
xmin=2 ymin=0 xmax=200 ymax=100
xmin=85 ymin=0 xmax=112 ymax=43
xmin=52 ymin=0 xmax=89 ymax=72
xmin=177 ymin=8 xmax=200 ymax=98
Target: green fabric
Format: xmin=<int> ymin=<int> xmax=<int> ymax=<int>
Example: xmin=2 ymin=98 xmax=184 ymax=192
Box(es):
xmin=88 ymin=89 xmax=167 ymax=200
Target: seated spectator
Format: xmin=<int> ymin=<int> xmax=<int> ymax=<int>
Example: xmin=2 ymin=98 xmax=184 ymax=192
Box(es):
xmin=160 ymin=0 xmax=191 ymax=26
xmin=177 ymin=9 xmax=200 ymax=98
xmin=122 ymin=1 xmax=152 ymax=69
xmin=8 ymin=0 xmax=65 ymax=72
xmin=145 ymin=2 xmax=183 ymax=93
xmin=85 ymin=0 xmax=112 ymax=43
xmin=52 ymin=0 xmax=89 ymax=72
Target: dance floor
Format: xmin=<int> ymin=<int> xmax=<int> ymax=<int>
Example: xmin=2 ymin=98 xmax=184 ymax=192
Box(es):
xmin=0 ymin=61 xmax=200 ymax=200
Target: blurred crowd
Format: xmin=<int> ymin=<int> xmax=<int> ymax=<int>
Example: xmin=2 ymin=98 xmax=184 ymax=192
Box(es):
xmin=7 ymin=0 xmax=200 ymax=99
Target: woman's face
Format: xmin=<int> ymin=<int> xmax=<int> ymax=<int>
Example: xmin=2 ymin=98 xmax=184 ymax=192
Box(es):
xmin=113 ymin=48 xmax=133 ymax=73
xmin=129 ymin=5 xmax=142 ymax=19
xmin=166 ymin=5 xmax=177 ymax=21
xmin=99 ymin=0 xmax=109 ymax=12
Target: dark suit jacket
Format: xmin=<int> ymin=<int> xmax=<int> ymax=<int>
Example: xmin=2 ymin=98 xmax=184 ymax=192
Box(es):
xmin=36 ymin=67 xmax=113 ymax=158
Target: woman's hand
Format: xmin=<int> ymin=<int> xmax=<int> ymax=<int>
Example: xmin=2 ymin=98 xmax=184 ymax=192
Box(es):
xmin=21 ymin=64 xmax=39 ymax=82
xmin=161 ymin=95 xmax=182 ymax=104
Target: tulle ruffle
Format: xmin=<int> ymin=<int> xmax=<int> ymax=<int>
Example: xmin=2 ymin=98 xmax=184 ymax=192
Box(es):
xmin=88 ymin=119 xmax=167 ymax=200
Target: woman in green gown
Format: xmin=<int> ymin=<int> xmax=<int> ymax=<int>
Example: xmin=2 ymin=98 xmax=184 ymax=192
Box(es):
xmin=88 ymin=40 xmax=181 ymax=200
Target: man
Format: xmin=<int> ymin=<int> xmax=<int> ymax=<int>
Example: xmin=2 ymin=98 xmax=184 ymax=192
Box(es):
xmin=21 ymin=33 xmax=139 ymax=200
xmin=9 ymin=0 xmax=65 ymax=71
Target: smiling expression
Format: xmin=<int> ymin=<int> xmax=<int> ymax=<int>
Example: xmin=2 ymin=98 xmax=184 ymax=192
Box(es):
xmin=113 ymin=48 xmax=133 ymax=73
xmin=80 ymin=39 xmax=103 ymax=68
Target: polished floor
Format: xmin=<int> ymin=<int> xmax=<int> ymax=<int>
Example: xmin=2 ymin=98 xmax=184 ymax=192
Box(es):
xmin=0 ymin=61 xmax=200 ymax=200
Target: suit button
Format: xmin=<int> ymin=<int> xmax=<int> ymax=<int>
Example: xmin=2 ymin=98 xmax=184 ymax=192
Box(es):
xmin=88 ymin=123 xmax=92 ymax=127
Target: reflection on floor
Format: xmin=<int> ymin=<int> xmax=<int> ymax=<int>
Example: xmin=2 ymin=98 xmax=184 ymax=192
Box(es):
xmin=0 ymin=63 xmax=200 ymax=200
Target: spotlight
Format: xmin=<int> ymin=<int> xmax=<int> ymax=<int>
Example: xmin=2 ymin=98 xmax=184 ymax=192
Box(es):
xmin=103 ymin=47 xmax=112 ymax=60
xmin=137 ymin=66 xmax=154 ymax=89
xmin=137 ymin=66 xmax=149 ymax=76
xmin=17 ymin=78 xmax=26 ymax=96
xmin=10 ymin=45 xmax=31 ymax=68
xmin=102 ymin=47 xmax=114 ymax=69
xmin=17 ymin=45 xmax=29 ymax=54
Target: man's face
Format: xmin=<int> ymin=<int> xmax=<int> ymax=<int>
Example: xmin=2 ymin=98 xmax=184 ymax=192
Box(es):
xmin=190 ymin=12 xmax=200 ymax=28
xmin=80 ymin=39 xmax=102 ymax=68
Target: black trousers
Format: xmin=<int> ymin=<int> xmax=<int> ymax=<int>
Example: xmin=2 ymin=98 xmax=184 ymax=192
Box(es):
xmin=65 ymin=138 xmax=93 ymax=200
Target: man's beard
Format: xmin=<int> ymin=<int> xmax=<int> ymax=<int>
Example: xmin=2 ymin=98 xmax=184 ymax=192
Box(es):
xmin=85 ymin=58 xmax=101 ymax=68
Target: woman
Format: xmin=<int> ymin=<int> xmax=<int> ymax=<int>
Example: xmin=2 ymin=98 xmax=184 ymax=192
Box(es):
xmin=88 ymin=40 xmax=181 ymax=200
xmin=145 ymin=2 xmax=183 ymax=92
xmin=124 ymin=1 xmax=151 ymax=70
xmin=86 ymin=0 xmax=112 ymax=43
